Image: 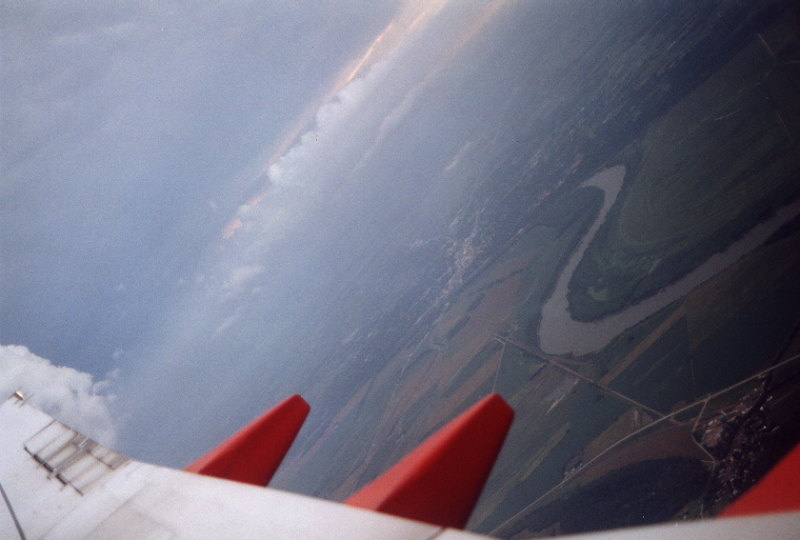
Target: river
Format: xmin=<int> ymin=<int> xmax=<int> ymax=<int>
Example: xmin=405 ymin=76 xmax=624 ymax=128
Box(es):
xmin=538 ymin=166 xmax=800 ymax=355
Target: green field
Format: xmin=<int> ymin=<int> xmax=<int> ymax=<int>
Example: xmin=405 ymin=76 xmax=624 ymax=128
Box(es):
xmin=568 ymin=34 xmax=800 ymax=321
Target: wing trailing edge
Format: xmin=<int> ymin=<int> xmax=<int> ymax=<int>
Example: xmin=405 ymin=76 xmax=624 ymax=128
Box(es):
xmin=3 ymin=393 xmax=800 ymax=538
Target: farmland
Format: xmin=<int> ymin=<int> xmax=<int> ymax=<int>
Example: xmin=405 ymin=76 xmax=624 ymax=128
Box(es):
xmin=273 ymin=2 xmax=800 ymax=536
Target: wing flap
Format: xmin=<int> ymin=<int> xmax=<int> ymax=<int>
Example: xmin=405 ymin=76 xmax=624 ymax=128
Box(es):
xmin=184 ymin=394 xmax=310 ymax=486
xmin=345 ymin=393 xmax=514 ymax=528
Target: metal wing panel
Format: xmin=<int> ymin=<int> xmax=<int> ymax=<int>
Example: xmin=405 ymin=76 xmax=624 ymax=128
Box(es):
xmin=0 ymin=397 xmax=454 ymax=540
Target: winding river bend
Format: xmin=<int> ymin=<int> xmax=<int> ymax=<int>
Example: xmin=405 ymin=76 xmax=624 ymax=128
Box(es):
xmin=538 ymin=166 xmax=800 ymax=356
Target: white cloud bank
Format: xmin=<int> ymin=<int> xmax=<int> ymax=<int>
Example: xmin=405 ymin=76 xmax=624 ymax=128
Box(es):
xmin=0 ymin=344 xmax=117 ymax=445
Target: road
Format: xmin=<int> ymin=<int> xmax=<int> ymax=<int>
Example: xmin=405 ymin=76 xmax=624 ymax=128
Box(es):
xmin=489 ymin=350 xmax=800 ymax=535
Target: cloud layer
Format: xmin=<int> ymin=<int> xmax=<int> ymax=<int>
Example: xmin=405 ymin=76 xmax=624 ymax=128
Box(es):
xmin=0 ymin=344 xmax=117 ymax=445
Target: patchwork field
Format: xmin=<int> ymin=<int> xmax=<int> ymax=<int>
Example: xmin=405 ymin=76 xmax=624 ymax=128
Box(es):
xmin=275 ymin=4 xmax=800 ymax=537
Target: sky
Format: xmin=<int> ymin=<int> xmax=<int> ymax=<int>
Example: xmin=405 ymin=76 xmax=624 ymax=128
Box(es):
xmin=1 ymin=0 xmax=512 ymax=463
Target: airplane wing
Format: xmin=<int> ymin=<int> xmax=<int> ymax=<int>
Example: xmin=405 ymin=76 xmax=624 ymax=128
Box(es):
xmin=1 ymin=392 xmax=798 ymax=539
xmin=0 ymin=394 xmax=492 ymax=539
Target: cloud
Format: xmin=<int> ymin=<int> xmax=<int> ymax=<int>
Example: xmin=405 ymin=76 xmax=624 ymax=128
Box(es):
xmin=213 ymin=313 xmax=240 ymax=337
xmin=356 ymin=78 xmax=427 ymax=169
xmin=223 ymin=264 xmax=265 ymax=293
xmin=265 ymin=63 xmax=388 ymax=190
xmin=215 ymin=52 xmax=400 ymax=264
xmin=443 ymin=140 xmax=474 ymax=173
xmin=0 ymin=344 xmax=117 ymax=445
